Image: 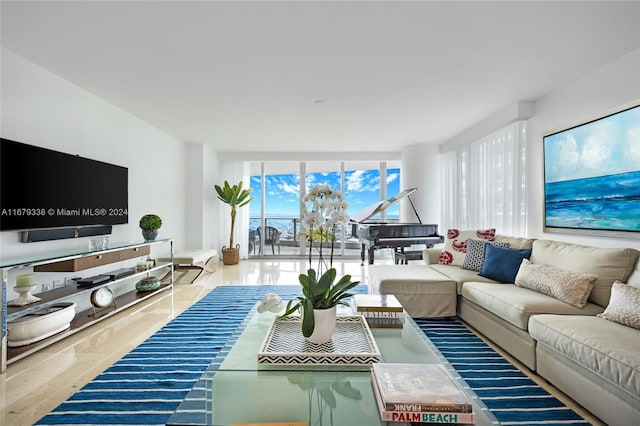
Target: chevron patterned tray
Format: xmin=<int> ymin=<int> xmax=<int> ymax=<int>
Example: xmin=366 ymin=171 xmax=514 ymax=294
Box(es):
xmin=257 ymin=315 xmax=381 ymax=367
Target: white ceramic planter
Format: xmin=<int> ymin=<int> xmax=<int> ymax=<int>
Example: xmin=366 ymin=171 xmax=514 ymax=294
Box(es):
xmin=305 ymin=305 xmax=337 ymax=344
xmin=8 ymin=302 xmax=76 ymax=347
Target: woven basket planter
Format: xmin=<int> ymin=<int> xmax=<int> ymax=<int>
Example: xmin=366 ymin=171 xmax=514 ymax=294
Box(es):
xmin=222 ymin=244 xmax=240 ymax=265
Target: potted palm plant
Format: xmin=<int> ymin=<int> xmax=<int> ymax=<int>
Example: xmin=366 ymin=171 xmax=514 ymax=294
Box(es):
xmin=214 ymin=180 xmax=254 ymax=265
xmin=139 ymin=214 xmax=162 ymax=241
xmin=280 ymin=184 xmax=359 ymax=344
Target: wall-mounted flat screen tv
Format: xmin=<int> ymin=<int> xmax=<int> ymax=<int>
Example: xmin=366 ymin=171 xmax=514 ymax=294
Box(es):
xmin=543 ymin=102 xmax=640 ymax=237
xmin=0 ymin=138 xmax=128 ymax=231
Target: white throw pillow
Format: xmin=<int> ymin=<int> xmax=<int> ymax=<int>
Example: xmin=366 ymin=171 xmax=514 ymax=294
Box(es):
xmin=514 ymin=259 xmax=597 ymax=308
xmin=597 ymin=281 xmax=640 ymax=330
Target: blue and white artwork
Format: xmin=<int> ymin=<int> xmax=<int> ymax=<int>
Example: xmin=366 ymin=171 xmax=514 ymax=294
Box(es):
xmin=544 ymin=105 xmax=640 ymax=233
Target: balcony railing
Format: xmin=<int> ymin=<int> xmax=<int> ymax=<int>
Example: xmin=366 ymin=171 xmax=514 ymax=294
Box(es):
xmin=248 ymin=216 xmax=363 ymax=255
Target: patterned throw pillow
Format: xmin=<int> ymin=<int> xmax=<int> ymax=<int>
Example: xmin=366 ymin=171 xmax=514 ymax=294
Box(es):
xmin=514 ymin=259 xmax=597 ymax=308
xmin=438 ymin=228 xmax=496 ymax=266
xmin=597 ymin=281 xmax=640 ymax=330
xmin=462 ymin=240 xmax=510 ymax=272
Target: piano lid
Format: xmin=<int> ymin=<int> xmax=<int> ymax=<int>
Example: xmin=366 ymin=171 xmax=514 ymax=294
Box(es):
xmin=350 ymin=188 xmax=417 ymax=223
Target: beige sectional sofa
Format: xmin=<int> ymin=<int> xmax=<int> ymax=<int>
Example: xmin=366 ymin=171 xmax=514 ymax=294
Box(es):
xmin=367 ymin=235 xmax=640 ymax=426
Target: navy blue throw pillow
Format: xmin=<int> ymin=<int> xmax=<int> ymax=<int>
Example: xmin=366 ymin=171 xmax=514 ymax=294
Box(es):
xmin=480 ymin=244 xmax=532 ymax=283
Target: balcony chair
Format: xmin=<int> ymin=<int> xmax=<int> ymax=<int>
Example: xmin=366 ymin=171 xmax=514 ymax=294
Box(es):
xmin=257 ymin=226 xmax=281 ymax=255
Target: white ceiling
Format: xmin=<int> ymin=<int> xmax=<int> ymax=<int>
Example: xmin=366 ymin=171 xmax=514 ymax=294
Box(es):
xmin=2 ymin=1 xmax=639 ymax=153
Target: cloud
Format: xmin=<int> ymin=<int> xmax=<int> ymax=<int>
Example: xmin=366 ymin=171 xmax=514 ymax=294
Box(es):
xmin=387 ymin=172 xmax=399 ymax=184
xmin=280 ymin=182 xmax=299 ymax=195
xmin=346 ymin=170 xmax=366 ymax=191
xmin=625 ymin=126 xmax=640 ymax=165
xmin=306 ymin=174 xmax=316 ymax=187
xmin=558 ymin=134 xmax=579 ymax=169
xmin=581 ymin=129 xmax=612 ymax=171
xmin=346 ymin=170 xmax=380 ymax=192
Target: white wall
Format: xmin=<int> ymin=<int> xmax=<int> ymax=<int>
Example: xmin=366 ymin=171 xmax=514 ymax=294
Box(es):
xmin=185 ymin=143 xmax=220 ymax=251
xmin=400 ymin=143 xmax=440 ymax=225
xmin=0 ymin=48 xmax=189 ymax=261
xmin=528 ymin=49 xmax=640 ymax=249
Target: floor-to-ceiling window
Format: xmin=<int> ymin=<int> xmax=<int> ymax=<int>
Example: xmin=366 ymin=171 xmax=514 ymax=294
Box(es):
xmin=386 ymin=166 xmax=401 ymax=221
xmin=249 ymin=162 xmax=300 ymax=257
xmin=304 ymin=161 xmax=344 ymax=255
xmin=249 ymin=160 xmax=401 ymax=258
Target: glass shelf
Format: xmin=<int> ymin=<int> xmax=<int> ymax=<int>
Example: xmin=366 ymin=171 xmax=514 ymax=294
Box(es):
xmin=0 ymin=238 xmax=173 ymax=269
xmin=6 ymin=261 xmax=173 ymax=321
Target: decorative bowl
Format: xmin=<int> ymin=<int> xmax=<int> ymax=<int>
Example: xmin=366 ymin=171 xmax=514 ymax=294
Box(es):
xmin=136 ymin=276 xmax=161 ymax=292
xmin=8 ymin=302 xmax=76 ymax=347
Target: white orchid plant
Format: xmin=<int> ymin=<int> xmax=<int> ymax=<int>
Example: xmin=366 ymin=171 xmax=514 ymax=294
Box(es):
xmin=280 ymin=183 xmax=359 ymax=338
xmin=301 ymin=183 xmax=351 ymax=271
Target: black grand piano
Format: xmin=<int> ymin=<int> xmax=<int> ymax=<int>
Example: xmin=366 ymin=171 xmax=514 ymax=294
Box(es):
xmin=350 ymin=188 xmax=444 ymax=265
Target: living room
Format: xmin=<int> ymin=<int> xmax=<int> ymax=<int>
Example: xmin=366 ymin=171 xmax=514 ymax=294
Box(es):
xmin=1 ymin=1 xmax=639 ymax=425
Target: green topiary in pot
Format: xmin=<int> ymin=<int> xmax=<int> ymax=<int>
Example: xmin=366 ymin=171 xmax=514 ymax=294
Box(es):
xmin=139 ymin=214 xmax=162 ymax=241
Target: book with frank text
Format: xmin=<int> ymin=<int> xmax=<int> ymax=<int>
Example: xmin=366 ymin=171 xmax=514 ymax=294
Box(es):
xmin=371 ymin=363 xmax=473 ymax=413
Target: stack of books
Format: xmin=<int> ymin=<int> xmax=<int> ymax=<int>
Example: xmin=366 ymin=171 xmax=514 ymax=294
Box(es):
xmin=351 ymin=294 xmax=404 ymax=328
xmin=370 ymin=363 xmax=476 ymax=424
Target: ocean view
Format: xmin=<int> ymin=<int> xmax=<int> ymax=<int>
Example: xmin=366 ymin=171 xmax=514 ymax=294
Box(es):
xmin=250 ymin=214 xmax=400 ymax=242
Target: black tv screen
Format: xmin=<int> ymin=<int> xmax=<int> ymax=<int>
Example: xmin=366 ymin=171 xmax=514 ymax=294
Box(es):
xmin=0 ymin=138 xmax=128 ymax=231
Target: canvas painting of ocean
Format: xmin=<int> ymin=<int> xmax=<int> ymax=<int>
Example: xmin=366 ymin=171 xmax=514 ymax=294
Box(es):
xmin=544 ymin=104 xmax=640 ymax=233
xmin=545 ymin=170 xmax=640 ymax=231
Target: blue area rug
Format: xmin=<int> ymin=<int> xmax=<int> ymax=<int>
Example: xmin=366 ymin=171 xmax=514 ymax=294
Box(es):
xmin=36 ymin=285 xmax=590 ymax=425
xmin=414 ymin=319 xmax=589 ymax=425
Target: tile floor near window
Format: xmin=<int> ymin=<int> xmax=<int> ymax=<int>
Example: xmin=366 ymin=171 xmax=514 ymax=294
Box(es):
xmin=1 ymin=255 xmax=603 ymax=426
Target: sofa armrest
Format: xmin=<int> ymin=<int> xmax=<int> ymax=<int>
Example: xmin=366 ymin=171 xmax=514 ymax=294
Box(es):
xmin=423 ymin=248 xmax=441 ymax=265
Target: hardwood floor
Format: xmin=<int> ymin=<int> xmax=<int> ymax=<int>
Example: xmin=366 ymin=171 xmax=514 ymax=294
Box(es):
xmin=1 ymin=254 xmax=603 ymax=425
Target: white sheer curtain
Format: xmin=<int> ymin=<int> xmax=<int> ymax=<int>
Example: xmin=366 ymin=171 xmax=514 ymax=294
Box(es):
xmin=441 ymin=148 xmax=469 ymax=231
xmin=441 ymin=121 xmax=527 ymax=236
xmin=219 ymin=161 xmax=252 ymax=259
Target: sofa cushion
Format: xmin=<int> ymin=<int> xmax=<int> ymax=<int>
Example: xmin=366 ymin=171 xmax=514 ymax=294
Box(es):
xmin=438 ymin=228 xmax=496 ymax=266
xmin=597 ymin=281 xmax=640 ymax=330
xmin=367 ymin=265 xmax=458 ymax=318
xmin=493 ymin=235 xmax=535 ymax=250
xmin=461 ymin=282 xmax=603 ymax=330
xmin=529 ymin=314 xmax=640 ymax=398
xmin=514 ymin=259 xmax=596 ymax=308
xmin=530 ymin=240 xmax=640 ymax=308
xmin=429 ymin=264 xmax=499 ymax=293
xmin=368 ymin=265 xmax=456 ymax=294
xmin=479 ymin=245 xmax=531 ymax=283
xmin=462 ymin=240 xmax=510 ymax=272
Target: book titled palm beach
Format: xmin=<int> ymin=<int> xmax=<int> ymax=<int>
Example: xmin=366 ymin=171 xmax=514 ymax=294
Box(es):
xmin=371 ymin=363 xmax=475 ymax=424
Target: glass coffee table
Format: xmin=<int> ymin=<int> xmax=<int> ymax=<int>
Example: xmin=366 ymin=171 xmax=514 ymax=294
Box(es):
xmin=167 ymin=305 xmax=499 ymax=426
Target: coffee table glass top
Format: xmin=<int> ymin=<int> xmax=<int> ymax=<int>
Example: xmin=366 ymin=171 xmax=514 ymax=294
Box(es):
xmin=167 ymin=304 xmax=499 ymax=425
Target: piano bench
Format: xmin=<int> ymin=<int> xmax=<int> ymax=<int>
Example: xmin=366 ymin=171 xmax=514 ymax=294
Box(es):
xmin=394 ymin=250 xmax=423 ymax=265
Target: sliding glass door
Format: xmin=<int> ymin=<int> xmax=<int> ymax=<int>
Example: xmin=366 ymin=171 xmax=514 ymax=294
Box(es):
xmin=249 ymin=160 xmax=400 ymax=258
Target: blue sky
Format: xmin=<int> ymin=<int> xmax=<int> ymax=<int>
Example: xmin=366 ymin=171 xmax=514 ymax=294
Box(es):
xmin=544 ymin=105 xmax=640 ymax=183
xmin=250 ymin=168 xmax=400 ymax=218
